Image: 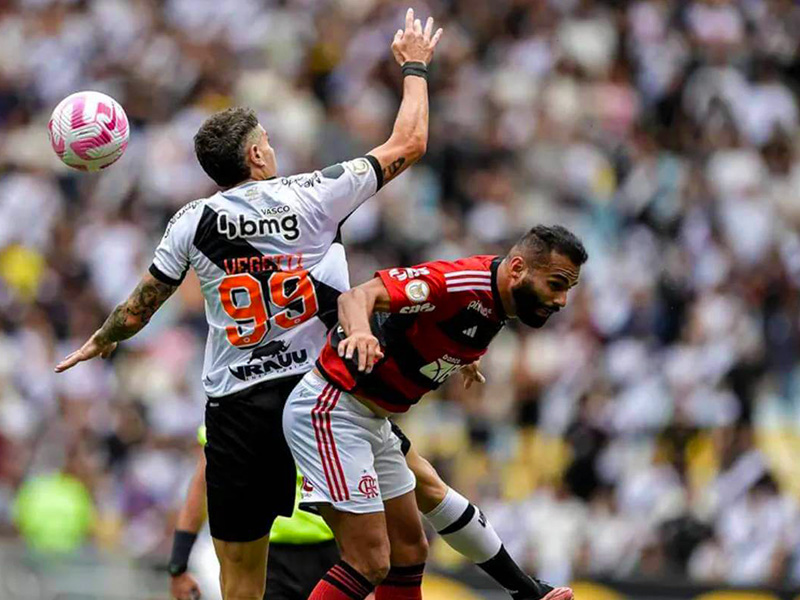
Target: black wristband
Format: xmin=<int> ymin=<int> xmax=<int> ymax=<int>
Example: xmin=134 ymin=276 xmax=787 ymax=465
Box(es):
xmin=402 ymin=61 xmax=428 ymax=81
xmin=169 ymin=530 xmax=197 ymax=577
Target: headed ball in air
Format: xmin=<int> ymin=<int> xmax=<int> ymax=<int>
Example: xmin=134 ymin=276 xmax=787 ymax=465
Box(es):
xmin=48 ymin=91 xmax=130 ymax=172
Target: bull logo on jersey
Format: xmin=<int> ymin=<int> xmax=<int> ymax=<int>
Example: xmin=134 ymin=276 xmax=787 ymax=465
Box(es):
xmin=229 ymin=340 xmax=309 ymax=381
xmin=217 ymin=211 xmax=300 ymax=242
xmin=248 ymin=340 xmax=290 ymax=363
xmin=358 ymin=474 xmax=379 ymax=499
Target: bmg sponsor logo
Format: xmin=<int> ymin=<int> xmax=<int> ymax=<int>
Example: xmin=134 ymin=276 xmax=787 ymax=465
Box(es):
xmin=217 ymin=212 xmax=300 ymax=242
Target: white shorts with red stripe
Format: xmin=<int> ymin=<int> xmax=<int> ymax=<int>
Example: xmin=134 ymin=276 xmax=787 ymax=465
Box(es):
xmin=282 ymin=370 xmax=416 ymax=514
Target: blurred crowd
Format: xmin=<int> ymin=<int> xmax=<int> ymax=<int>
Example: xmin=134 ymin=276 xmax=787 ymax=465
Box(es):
xmin=0 ymin=0 xmax=799 ymax=590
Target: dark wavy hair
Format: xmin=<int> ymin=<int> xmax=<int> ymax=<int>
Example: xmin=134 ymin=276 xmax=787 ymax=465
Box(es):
xmin=513 ymin=225 xmax=588 ymax=267
xmin=194 ymin=107 xmax=259 ymax=187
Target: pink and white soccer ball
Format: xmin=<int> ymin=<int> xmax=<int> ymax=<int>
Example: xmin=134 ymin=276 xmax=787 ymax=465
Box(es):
xmin=48 ymin=91 xmax=129 ymax=171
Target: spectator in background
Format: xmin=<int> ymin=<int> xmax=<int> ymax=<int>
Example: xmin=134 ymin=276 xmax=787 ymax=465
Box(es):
xmin=0 ymin=0 xmax=799 ymax=592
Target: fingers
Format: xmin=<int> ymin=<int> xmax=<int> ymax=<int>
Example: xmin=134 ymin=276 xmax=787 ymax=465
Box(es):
xmin=365 ymin=343 xmax=384 ymax=374
xmin=414 ymin=18 xmax=423 ymax=35
xmin=424 ymin=16 xmax=433 ymax=40
xmin=55 ymin=350 xmax=83 ymax=373
xmin=357 ymin=338 xmax=368 ymax=372
xmin=339 ymin=336 xmax=382 ymax=372
xmin=405 ymin=7 xmax=414 ymax=32
xmin=431 ymin=27 xmax=444 ymax=48
xmin=543 ymin=588 xmax=574 ymax=600
xmin=338 ymin=339 xmax=353 ymax=359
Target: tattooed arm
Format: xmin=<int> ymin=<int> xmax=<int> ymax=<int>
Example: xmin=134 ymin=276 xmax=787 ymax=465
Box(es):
xmin=367 ymin=9 xmax=442 ymax=185
xmin=55 ymin=273 xmax=177 ymax=373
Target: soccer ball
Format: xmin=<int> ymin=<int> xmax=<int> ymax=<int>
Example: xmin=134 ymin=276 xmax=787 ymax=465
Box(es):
xmin=48 ymin=91 xmax=130 ymax=171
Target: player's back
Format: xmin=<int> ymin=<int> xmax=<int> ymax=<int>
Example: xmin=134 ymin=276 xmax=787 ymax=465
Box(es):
xmin=317 ymin=255 xmax=507 ymax=413
xmin=148 ymin=157 xmax=383 ymax=397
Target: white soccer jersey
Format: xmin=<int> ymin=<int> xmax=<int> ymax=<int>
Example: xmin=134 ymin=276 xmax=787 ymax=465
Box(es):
xmin=149 ymin=156 xmax=383 ymax=398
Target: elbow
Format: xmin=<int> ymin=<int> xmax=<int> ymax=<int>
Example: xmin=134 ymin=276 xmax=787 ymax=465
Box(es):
xmin=338 ymin=289 xmax=358 ymax=311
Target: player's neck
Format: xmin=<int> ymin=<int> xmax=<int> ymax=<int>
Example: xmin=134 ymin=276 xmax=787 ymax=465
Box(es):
xmin=495 ymin=259 xmax=516 ymax=318
xmin=248 ymin=164 xmax=279 ymax=183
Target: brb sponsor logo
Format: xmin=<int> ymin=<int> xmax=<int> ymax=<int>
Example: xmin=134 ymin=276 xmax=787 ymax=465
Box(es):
xmin=419 ymin=354 xmax=463 ymax=384
xmin=468 ymin=300 xmax=492 ymax=317
xmin=217 ymin=211 xmax=300 ymax=242
xmin=358 ymin=474 xmax=379 ymax=499
xmin=229 ymin=340 xmax=309 ymax=381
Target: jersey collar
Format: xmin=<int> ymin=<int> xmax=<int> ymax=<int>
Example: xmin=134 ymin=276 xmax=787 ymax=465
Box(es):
xmin=490 ymin=256 xmax=507 ymax=323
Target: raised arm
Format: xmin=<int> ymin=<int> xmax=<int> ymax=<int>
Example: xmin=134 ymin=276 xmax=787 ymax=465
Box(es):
xmin=55 ymin=273 xmax=177 ymax=372
xmin=336 ymin=278 xmax=391 ymax=373
xmin=368 ymin=8 xmax=443 ymax=185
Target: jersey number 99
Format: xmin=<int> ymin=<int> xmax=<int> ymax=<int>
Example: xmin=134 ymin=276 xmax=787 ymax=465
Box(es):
xmin=218 ymin=271 xmax=319 ymax=349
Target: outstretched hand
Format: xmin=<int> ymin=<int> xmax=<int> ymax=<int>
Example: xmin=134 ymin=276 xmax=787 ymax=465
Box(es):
xmin=461 ymin=360 xmax=486 ymax=389
xmin=55 ymin=331 xmax=117 ymax=373
xmin=391 ymin=8 xmax=444 ymax=66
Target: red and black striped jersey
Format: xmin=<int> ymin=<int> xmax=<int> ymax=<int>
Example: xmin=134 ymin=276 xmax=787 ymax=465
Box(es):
xmin=317 ymin=255 xmax=507 ymax=413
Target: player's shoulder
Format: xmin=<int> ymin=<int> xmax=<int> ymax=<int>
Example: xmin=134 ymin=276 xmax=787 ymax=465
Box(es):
xmin=163 ymin=197 xmax=207 ymax=236
xmin=427 ymin=256 xmax=497 ymax=299
xmin=422 ymin=255 xmax=497 ymax=276
xmin=278 ymin=157 xmax=376 ymax=191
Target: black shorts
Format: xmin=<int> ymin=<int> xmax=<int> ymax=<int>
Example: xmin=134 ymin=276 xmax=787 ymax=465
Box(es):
xmin=390 ymin=421 xmax=412 ymax=456
xmin=265 ymin=541 xmax=340 ymax=600
xmin=204 ymin=375 xmax=303 ymax=542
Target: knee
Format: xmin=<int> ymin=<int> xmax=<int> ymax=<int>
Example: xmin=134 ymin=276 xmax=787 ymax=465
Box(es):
xmin=342 ymin=534 xmax=391 ymax=585
xmin=215 ymin=541 xmax=267 ymax=599
xmin=395 ymin=525 xmax=429 ymax=565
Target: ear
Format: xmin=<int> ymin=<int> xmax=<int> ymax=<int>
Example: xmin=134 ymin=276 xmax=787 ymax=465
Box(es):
xmin=247 ymin=143 xmax=266 ymax=168
xmin=508 ymin=255 xmax=527 ymax=283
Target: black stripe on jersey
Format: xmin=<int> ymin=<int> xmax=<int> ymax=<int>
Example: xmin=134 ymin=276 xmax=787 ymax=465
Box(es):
xmin=149 ymin=263 xmax=186 ymax=286
xmin=331 ymin=312 xmax=445 ymax=393
xmin=490 ymin=257 xmax=507 ymax=322
xmin=192 ymin=204 xmax=342 ymax=334
xmin=436 ymin=309 xmax=504 ymax=349
xmin=365 ymin=154 xmax=384 ymax=190
xmin=193 ymin=206 xmax=280 ymax=272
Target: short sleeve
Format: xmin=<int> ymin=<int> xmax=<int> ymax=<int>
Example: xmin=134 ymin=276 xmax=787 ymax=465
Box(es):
xmin=150 ymin=201 xmax=202 ymax=286
xmin=297 ymin=155 xmax=382 ymax=226
xmin=375 ymin=263 xmax=447 ymax=313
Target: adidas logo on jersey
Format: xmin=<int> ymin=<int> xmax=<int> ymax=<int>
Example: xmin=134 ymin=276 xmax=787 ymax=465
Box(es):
xmin=463 ymin=326 xmax=478 ymax=338
xmin=217 ymin=212 xmax=300 ymax=242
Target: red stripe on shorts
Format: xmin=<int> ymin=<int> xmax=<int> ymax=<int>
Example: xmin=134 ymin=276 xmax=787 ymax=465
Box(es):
xmin=312 ymin=385 xmax=343 ymax=502
xmin=324 ymin=389 xmax=350 ymax=501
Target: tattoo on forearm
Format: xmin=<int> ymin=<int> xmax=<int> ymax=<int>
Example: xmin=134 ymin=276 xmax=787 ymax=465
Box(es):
xmin=383 ymin=157 xmax=406 ymax=180
xmin=96 ymin=278 xmax=177 ymax=344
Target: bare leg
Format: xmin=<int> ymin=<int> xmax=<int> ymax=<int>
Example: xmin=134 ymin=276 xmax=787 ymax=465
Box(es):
xmin=212 ymin=535 xmax=270 ymax=600
xmin=318 ymin=507 xmax=391 ymax=585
